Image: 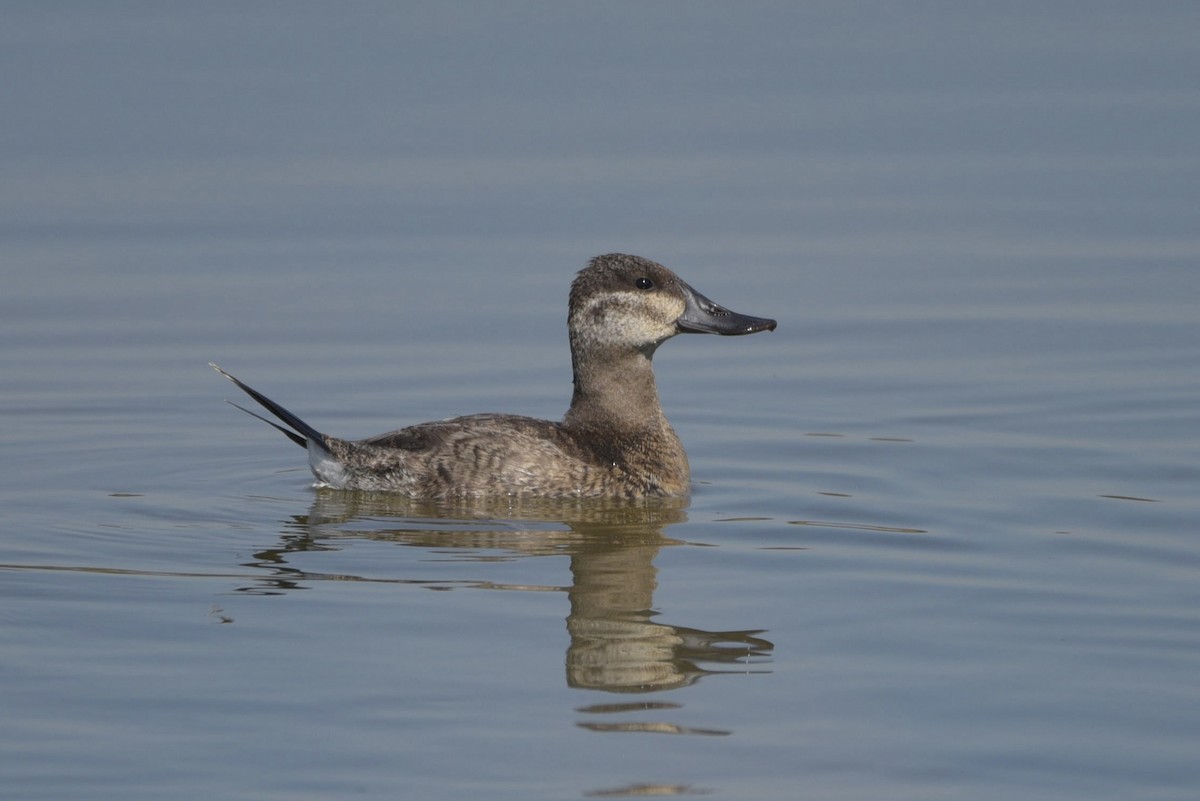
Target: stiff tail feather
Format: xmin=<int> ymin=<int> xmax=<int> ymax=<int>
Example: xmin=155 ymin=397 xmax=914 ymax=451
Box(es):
xmin=209 ymin=363 xmax=325 ymax=449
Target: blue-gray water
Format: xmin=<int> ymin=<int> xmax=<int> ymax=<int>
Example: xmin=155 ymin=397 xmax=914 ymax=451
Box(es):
xmin=3 ymin=5 xmax=1198 ymax=800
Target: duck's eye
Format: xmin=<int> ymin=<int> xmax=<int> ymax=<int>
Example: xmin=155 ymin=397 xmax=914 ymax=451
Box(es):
xmin=635 ymin=277 xmax=655 ymax=290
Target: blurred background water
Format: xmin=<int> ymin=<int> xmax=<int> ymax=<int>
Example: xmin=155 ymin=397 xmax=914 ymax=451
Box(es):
xmin=2 ymin=4 xmax=1198 ymax=800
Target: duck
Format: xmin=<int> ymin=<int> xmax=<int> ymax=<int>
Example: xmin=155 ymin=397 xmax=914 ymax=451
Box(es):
xmin=211 ymin=253 xmax=776 ymax=499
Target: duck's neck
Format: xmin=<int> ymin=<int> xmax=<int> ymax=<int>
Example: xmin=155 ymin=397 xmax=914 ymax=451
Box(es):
xmin=563 ymin=344 xmax=668 ymax=433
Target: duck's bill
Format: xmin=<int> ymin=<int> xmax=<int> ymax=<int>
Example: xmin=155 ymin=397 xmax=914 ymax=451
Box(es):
xmin=676 ymin=282 xmax=777 ymax=335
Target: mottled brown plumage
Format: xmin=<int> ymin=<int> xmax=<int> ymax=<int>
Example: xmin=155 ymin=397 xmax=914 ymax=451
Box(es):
xmin=212 ymin=253 xmax=775 ymax=499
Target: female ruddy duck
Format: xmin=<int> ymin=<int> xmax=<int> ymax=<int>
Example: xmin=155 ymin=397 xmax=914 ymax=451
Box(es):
xmin=212 ymin=253 xmax=775 ymax=498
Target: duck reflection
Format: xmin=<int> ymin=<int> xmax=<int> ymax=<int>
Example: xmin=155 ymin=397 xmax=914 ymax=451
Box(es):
xmin=564 ymin=538 xmax=772 ymax=693
xmin=241 ymin=491 xmax=772 ymax=730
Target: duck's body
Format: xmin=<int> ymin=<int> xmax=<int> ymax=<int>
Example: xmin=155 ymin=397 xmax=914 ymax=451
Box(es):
xmin=212 ymin=253 xmax=775 ymax=499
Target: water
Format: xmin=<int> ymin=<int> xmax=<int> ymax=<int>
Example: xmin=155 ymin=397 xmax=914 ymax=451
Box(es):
xmin=3 ymin=5 xmax=1199 ymax=800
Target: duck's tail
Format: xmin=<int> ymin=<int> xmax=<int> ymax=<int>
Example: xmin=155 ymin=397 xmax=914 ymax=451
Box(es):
xmin=209 ymin=363 xmax=324 ymax=450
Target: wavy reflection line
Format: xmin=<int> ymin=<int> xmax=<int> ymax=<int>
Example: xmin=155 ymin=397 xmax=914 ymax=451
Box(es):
xmin=0 ymin=562 xmax=562 ymax=595
xmin=576 ymin=721 xmax=730 ymax=736
xmin=788 ymin=519 xmax=928 ymax=534
xmin=576 ymin=701 xmax=682 ymax=714
xmin=584 ymin=782 xmax=710 ymax=797
xmin=0 ymin=563 xmax=255 ymax=580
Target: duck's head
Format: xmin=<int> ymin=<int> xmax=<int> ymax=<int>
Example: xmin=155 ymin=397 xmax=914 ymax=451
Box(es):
xmin=569 ymin=254 xmax=777 ymax=354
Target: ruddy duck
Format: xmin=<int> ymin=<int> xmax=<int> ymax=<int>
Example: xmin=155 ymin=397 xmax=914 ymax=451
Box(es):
xmin=212 ymin=253 xmax=775 ymax=498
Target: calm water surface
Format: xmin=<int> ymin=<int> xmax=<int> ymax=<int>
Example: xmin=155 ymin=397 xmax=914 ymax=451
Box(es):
xmin=3 ymin=5 xmax=1199 ymax=800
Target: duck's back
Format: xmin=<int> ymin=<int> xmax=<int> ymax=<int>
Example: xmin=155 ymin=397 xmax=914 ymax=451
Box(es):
xmin=322 ymin=413 xmax=687 ymax=499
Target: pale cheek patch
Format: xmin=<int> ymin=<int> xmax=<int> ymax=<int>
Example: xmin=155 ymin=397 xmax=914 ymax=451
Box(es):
xmin=575 ymin=291 xmax=683 ymax=348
